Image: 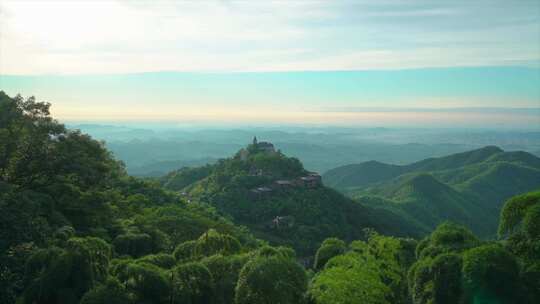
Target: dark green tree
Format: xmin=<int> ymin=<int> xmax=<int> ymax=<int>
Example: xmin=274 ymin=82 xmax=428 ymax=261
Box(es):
xmin=417 ymin=222 xmax=479 ymax=259
xmin=111 ymin=260 xmax=170 ymax=304
xmin=79 ymin=278 xmax=130 ymax=304
xmin=201 ymin=254 xmax=249 ymax=304
xmin=462 ymin=244 xmax=519 ymax=304
xmin=408 ymin=223 xmax=478 ymax=304
xmin=194 ymin=229 xmax=242 ymax=257
xmin=409 ymin=253 xmax=463 ymax=304
xmin=235 ymin=255 xmax=307 ymax=304
xmin=113 ymin=233 xmax=154 ymax=258
xmin=171 ymin=262 xmax=214 ymax=304
xmin=137 ymin=253 xmax=176 ymax=269
xmin=173 ymin=240 xmax=198 ymax=262
xmin=19 ymin=237 xmax=111 ymax=304
xmin=498 ymin=191 xmax=540 ymax=302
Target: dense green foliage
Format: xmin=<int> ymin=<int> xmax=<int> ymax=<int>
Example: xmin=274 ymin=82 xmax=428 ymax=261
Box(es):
xmin=313 ymin=238 xmax=346 ymax=270
xmin=1 ymin=92 xmax=539 ymax=303
xmin=235 ymin=253 xmax=307 ymax=304
xmin=319 ymin=199 xmax=540 ymax=304
xmin=310 ymin=231 xmax=416 ymax=304
xmin=0 ymin=92 xmax=254 ymax=303
xmin=324 ymin=146 xmax=540 ymax=237
xmin=310 ymin=252 xmax=390 ymax=304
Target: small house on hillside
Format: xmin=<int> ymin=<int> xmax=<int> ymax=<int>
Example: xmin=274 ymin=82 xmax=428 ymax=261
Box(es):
xmin=273 ymin=180 xmax=294 ymax=190
xmin=249 ymin=186 xmax=273 ymax=200
xmin=248 ymin=166 xmax=264 ymax=176
xmin=297 ymin=173 xmax=322 ymax=188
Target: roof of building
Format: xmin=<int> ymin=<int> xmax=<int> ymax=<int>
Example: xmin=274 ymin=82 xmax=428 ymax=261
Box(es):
xmin=275 ymin=180 xmax=293 ymax=185
xmin=257 ymin=141 xmax=274 ymax=147
xmin=250 ymin=186 xmax=273 ymax=193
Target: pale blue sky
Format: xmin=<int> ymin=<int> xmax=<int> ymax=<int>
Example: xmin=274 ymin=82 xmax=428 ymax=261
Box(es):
xmin=0 ymin=1 xmax=539 ymax=126
xmin=2 ymin=1 xmax=539 ymax=74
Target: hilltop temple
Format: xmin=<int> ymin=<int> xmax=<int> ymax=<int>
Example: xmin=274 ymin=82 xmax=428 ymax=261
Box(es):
xmin=252 ymin=136 xmax=275 ymax=153
xmin=239 ymin=136 xmax=275 ymax=161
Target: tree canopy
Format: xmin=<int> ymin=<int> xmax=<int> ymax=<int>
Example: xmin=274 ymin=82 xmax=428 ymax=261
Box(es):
xmin=1 ymin=92 xmax=539 ymax=304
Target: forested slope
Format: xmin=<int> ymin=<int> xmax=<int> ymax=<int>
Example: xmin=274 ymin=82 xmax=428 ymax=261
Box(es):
xmin=323 ymin=146 xmax=540 ymax=236
xmin=161 ymin=142 xmax=424 ymax=256
xmin=0 ymin=92 xmax=257 ymax=303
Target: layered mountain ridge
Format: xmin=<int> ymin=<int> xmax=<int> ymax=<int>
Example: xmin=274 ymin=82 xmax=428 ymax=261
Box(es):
xmin=323 ymin=146 xmax=540 ymax=236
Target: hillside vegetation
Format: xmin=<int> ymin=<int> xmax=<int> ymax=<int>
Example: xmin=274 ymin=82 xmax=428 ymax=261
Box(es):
xmin=323 ymin=146 xmax=540 ymax=236
xmin=161 ymin=140 xmax=424 ymax=256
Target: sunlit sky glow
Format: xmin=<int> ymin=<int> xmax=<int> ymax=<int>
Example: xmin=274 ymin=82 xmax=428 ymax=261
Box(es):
xmin=0 ymin=0 xmax=539 ymax=127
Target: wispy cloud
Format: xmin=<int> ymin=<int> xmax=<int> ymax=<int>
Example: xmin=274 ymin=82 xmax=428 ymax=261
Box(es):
xmin=318 ymin=107 xmax=540 ymax=114
xmin=1 ymin=0 xmax=539 ymax=74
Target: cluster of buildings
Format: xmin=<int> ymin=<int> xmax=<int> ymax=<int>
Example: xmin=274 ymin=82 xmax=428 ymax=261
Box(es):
xmin=274 ymin=173 xmax=322 ymax=189
xmin=243 ymin=137 xmax=323 ymax=200
xmin=249 ymin=172 xmax=322 ymax=200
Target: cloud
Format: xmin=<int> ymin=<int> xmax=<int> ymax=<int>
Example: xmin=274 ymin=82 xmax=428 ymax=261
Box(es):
xmin=0 ymin=0 xmax=539 ymax=74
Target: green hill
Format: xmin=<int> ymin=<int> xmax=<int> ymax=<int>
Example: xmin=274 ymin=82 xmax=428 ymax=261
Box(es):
xmin=165 ymin=140 xmax=424 ymax=256
xmin=323 ymin=146 xmax=540 ymax=236
xmin=324 ymin=145 xmax=506 ymax=191
xmin=360 ymin=173 xmax=488 ymax=234
xmin=406 ymin=145 xmax=504 ymax=172
xmin=322 ymin=160 xmax=404 ymax=190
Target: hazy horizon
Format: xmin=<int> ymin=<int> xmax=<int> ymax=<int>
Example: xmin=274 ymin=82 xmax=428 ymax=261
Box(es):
xmin=2 ymin=68 xmax=539 ymax=128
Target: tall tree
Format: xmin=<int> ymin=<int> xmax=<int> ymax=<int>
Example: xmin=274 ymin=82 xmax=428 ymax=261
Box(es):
xmin=235 ymin=255 xmax=307 ymax=304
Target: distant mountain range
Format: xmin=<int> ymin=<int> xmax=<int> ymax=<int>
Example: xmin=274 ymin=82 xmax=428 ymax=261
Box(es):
xmin=71 ymin=124 xmax=540 ymax=177
xmin=323 ymin=146 xmax=540 ymax=237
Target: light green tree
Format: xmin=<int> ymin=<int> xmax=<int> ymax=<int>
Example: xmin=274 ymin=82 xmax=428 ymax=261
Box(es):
xmin=313 ymin=238 xmax=346 ymax=270
xmin=310 ymin=252 xmax=389 ymax=304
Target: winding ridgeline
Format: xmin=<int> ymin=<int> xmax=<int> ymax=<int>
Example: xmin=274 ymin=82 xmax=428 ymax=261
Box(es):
xmin=2 ymin=92 xmax=539 ymax=304
xmin=323 ymin=146 xmax=540 ymax=236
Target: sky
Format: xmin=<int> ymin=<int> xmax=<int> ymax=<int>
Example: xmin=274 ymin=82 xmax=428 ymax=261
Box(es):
xmin=0 ymin=0 xmax=539 ymax=127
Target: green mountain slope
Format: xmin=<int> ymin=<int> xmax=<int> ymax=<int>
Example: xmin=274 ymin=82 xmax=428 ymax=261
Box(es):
xmin=324 ymin=146 xmax=507 ymax=191
xmin=324 ymin=146 xmax=540 ymax=236
xmin=168 ymin=141 xmax=424 ymax=255
xmin=406 ymin=145 xmax=503 ymax=172
xmin=457 ymin=162 xmax=540 ymax=208
xmin=359 ymin=173 xmax=489 ymax=234
xmin=322 ymin=160 xmax=404 ymax=190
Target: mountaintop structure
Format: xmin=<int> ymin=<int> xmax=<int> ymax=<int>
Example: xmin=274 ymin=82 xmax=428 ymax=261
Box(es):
xmin=252 ymin=136 xmax=275 ymax=153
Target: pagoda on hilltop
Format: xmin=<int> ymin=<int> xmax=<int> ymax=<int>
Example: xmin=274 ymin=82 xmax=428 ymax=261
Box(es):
xmin=252 ymin=136 xmax=275 ymax=153
xmin=238 ymin=136 xmax=276 ymax=161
